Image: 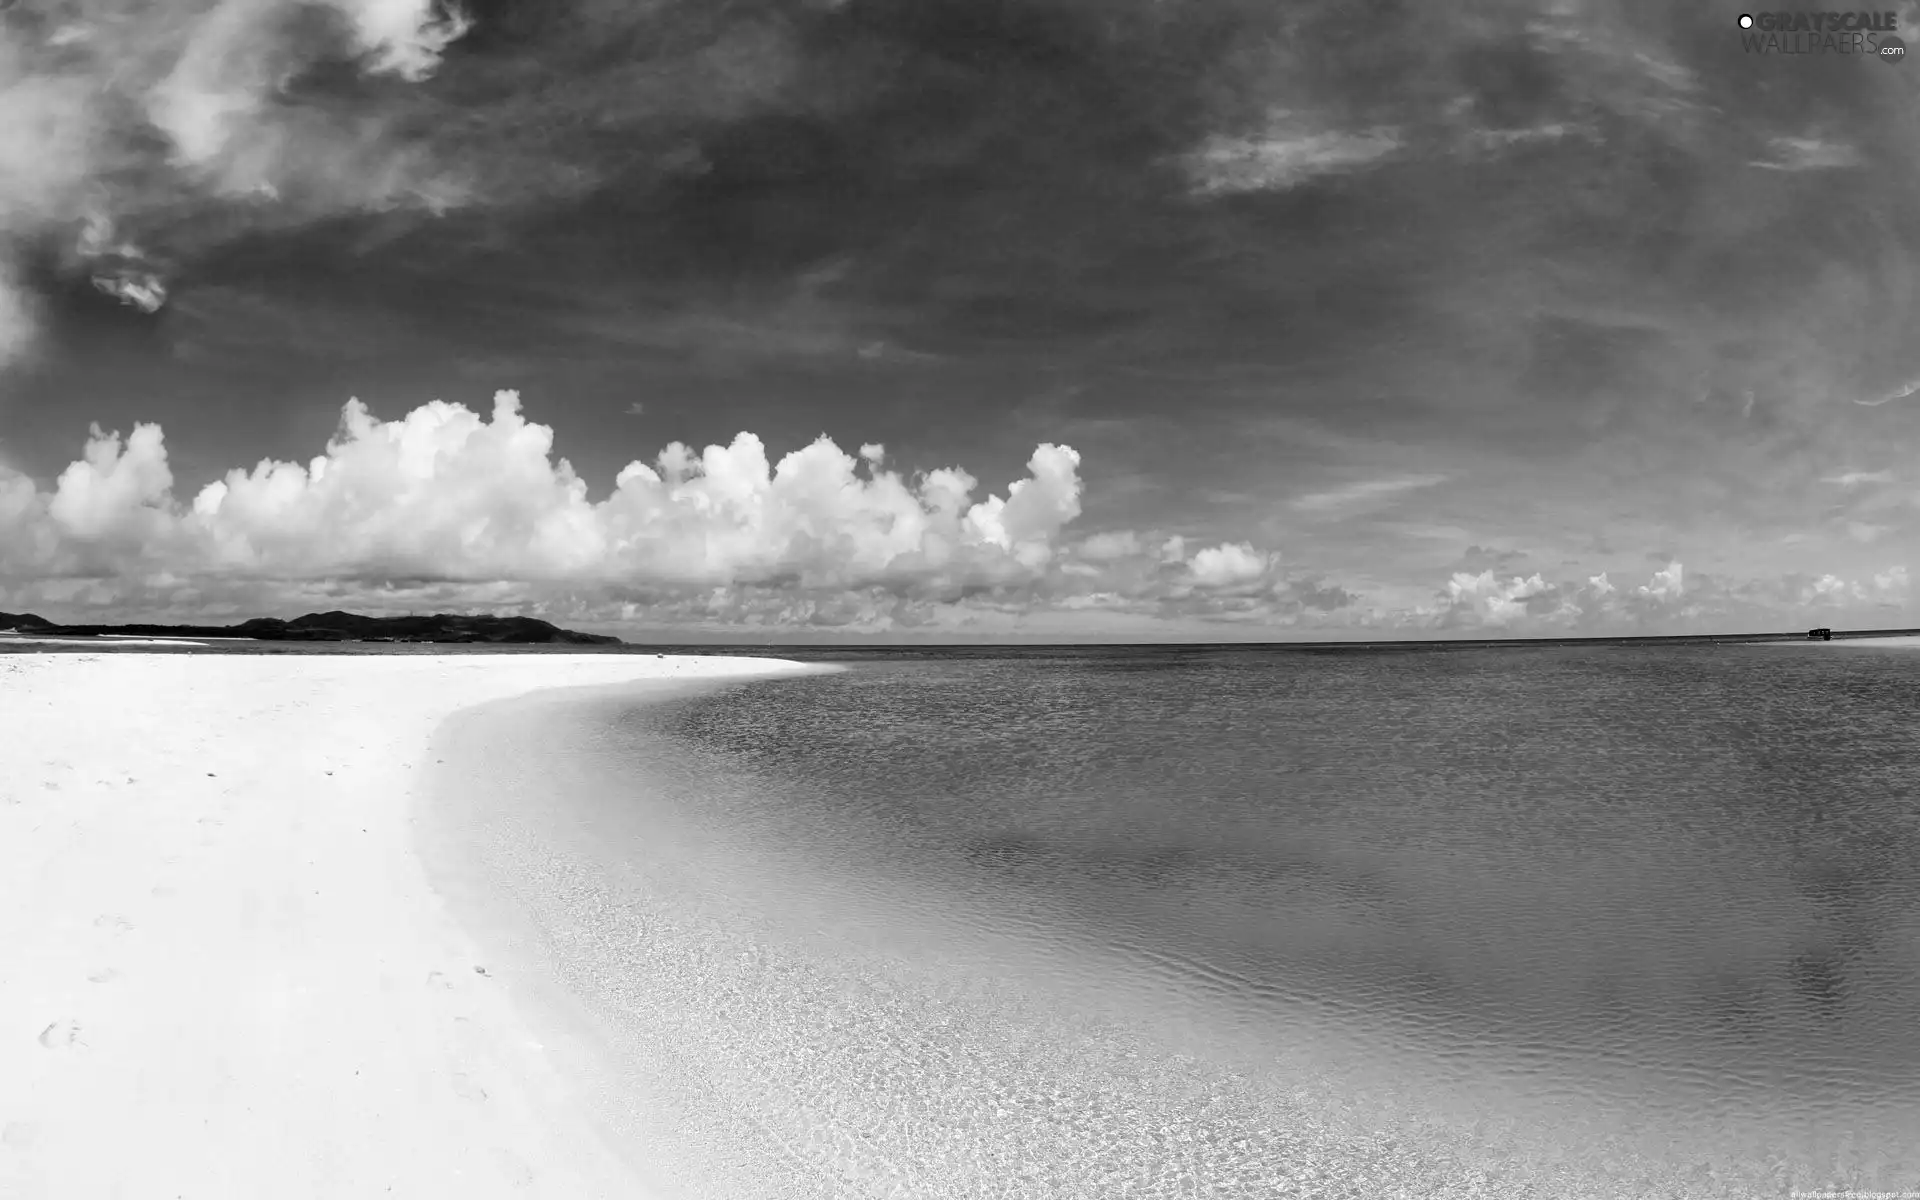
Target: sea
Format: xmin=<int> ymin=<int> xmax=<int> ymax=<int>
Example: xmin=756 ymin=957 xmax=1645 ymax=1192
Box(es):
xmin=421 ymin=643 xmax=1920 ymax=1199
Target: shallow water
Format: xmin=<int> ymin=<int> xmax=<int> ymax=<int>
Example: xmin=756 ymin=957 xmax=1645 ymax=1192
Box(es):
xmin=427 ymin=645 xmax=1920 ymax=1198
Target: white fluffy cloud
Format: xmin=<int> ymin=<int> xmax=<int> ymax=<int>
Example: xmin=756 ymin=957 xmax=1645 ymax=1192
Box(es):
xmin=1801 ymin=566 xmax=1911 ymax=607
xmin=1187 ymin=541 xmax=1270 ymax=588
xmin=1443 ymin=569 xmax=1561 ymax=625
xmin=8 ymin=396 xmax=1918 ymax=638
xmin=1438 ymin=563 xmax=1698 ymax=629
xmin=0 ymin=391 xmax=1084 ymax=593
xmin=1638 ymin=561 xmax=1684 ymax=601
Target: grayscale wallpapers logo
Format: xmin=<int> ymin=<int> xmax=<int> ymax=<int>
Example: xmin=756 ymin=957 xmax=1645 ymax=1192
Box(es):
xmin=1737 ymin=10 xmax=1905 ymax=58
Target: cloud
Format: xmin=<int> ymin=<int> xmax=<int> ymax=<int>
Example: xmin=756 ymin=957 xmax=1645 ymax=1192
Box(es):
xmin=1442 ymin=570 xmax=1565 ymax=626
xmin=1290 ymin=474 xmax=1448 ymax=513
xmin=1750 ymin=137 xmax=1862 ymax=172
xmin=1857 ymin=378 xmax=1920 ymax=407
xmin=1187 ymin=541 xmax=1271 ymax=588
xmin=0 ymin=0 xmax=473 ymax=365
xmin=1638 ymin=561 xmax=1684 ymax=601
xmin=1076 ymin=530 xmax=1145 ymax=561
xmin=1793 ymin=565 xmax=1910 ymax=607
xmin=5 ymin=398 xmax=1914 ymax=641
xmin=333 ymin=0 xmax=472 ymax=81
xmin=1461 ymin=122 xmax=1583 ymax=153
xmin=1184 ymin=116 xmax=1401 ymax=196
xmin=1432 ymin=562 xmax=1701 ymax=631
xmin=0 ymin=262 xmax=35 ymax=365
xmin=1283 ymin=578 xmax=1357 ymax=613
xmin=0 ymin=390 xmax=1085 ymax=593
xmin=1824 ymin=470 xmax=1894 ymax=486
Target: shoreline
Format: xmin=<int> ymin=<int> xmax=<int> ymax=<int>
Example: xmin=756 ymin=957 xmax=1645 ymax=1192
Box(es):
xmin=407 ymin=667 xmax=1762 ymax=1200
xmin=1740 ymin=634 xmax=1920 ymax=647
xmin=0 ymin=651 xmax=815 ymax=1199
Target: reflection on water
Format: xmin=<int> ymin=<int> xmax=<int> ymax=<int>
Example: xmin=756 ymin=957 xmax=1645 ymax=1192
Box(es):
xmin=432 ymin=646 xmax=1920 ymax=1198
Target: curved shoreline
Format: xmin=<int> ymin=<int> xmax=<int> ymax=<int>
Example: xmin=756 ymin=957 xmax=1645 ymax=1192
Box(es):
xmin=414 ymin=671 xmax=857 ymax=1199
xmin=410 ymin=671 xmax=1797 ymax=1200
xmin=0 ymin=651 xmax=815 ymax=1200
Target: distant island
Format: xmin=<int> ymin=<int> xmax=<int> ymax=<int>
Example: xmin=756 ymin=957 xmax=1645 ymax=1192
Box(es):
xmin=0 ymin=610 xmax=622 ymax=645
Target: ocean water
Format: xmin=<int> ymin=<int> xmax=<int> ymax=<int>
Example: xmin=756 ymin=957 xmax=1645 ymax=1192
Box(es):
xmin=425 ymin=644 xmax=1920 ymax=1198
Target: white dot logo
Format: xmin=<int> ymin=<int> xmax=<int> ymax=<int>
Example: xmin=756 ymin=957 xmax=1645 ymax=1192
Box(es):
xmin=1738 ymin=13 xmax=1754 ymax=28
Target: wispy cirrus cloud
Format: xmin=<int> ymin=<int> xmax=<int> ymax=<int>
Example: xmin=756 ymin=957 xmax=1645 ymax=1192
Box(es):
xmin=1183 ymin=117 xmax=1401 ymax=196
xmin=1750 ymin=136 xmax=1862 ymax=172
xmin=1290 ymin=474 xmax=1448 ymax=514
xmin=1858 ymin=378 xmax=1920 ymax=407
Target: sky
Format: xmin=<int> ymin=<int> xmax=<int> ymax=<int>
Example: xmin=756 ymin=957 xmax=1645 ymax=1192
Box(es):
xmin=3 ymin=0 xmax=1920 ymax=640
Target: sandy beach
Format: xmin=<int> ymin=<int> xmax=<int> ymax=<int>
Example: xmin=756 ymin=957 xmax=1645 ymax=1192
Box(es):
xmin=1745 ymin=635 xmax=1920 ymax=647
xmin=0 ymin=650 xmax=811 ymax=1200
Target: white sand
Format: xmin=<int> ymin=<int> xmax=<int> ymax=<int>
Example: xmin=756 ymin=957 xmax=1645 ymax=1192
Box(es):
xmin=0 ymin=635 xmax=209 ymax=646
xmin=1745 ymin=635 xmax=1920 ymax=647
xmin=0 ymin=650 xmax=812 ymax=1199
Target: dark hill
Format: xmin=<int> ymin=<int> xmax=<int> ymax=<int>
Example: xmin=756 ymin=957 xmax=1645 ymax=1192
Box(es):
xmin=0 ymin=611 xmax=621 ymax=644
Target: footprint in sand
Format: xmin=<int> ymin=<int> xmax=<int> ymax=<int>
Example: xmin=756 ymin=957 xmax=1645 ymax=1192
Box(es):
xmin=450 ymin=1071 xmax=489 ymax=1102
xmin=36 ymin=1020 xmax=81 ymax=1049
xmin=87 ymin=968 xmax=120 ymax=984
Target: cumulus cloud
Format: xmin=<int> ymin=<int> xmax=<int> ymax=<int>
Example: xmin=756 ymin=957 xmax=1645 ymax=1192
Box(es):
xmin=1442 ymin=570 xmax=1565 ymax=626
xmin=7 ymin=387 xmax=1916 ymax=638
xmin=0 ymin=390 xmax=1085 ymax=594
xmin=1797 ymin=565 xmax=1911 ymax=607
xmin=1432 ymin=562 xmax=1705 ymax=631
xmin=1404 ymin=557 xmax=1920 ymax=638
xmin=1187 ymin=541 xmax=1270 ymax=588
xmin=1638 ymin=561 xmax=1684 ymax=601
xmin=0 ymin=0 xmax=472 ymax=364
